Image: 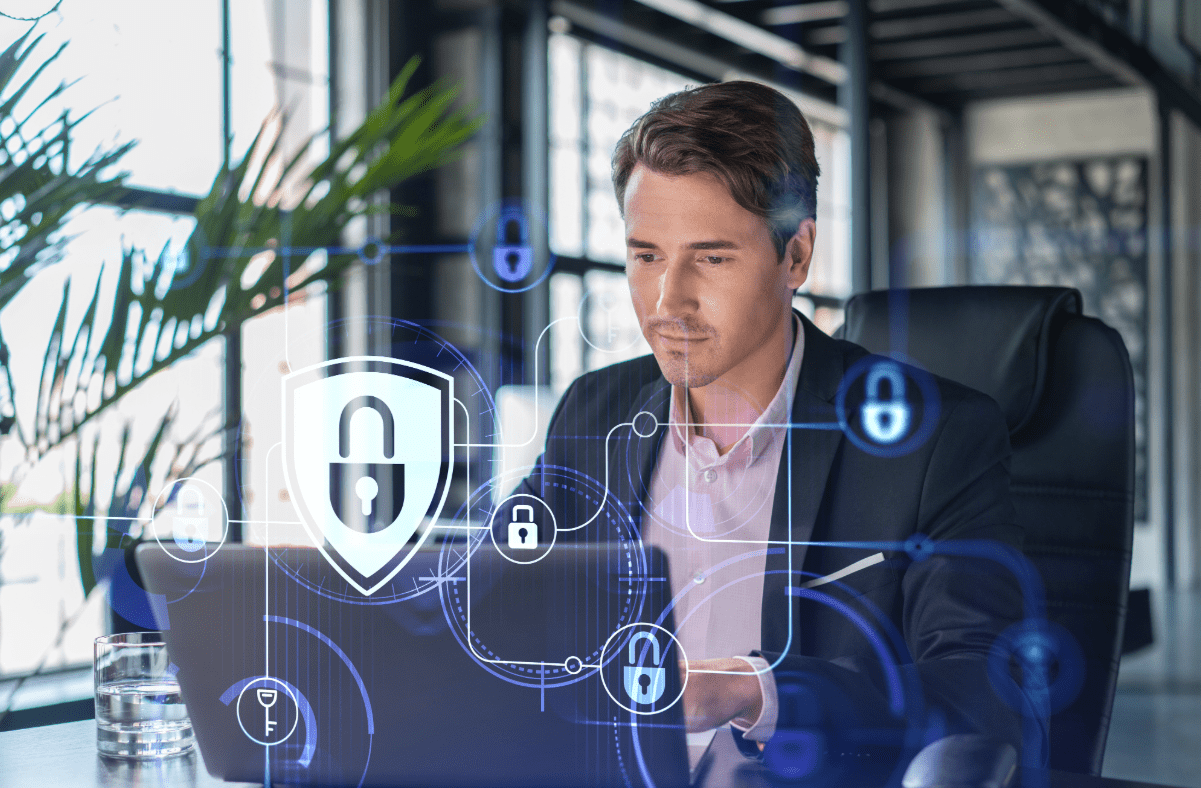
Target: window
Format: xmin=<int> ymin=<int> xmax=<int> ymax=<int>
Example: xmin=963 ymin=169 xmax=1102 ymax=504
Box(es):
xmin=0 ymin=1 xmax=330 ymax=693
xmin=546 ymin=31 xmax=852 ymax=391
xmin=0 ymin=2 xmax=223 ymax=196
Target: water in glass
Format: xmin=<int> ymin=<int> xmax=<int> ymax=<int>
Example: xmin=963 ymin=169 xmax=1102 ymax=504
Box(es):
xmin=94 ymin=632 xmax=195 ymax=758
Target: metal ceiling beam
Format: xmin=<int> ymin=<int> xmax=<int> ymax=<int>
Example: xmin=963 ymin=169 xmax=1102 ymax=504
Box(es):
xmin=901 ymin=59 xmax=1103 ymax=92
xmin=631 ymin=0 xmax=848 ymax=82
xmin=916 ymin=75 xmax=1120 ymax=102
xmin=810 ymin=7 xmax=1027 ymax=46
xmin=870 ymin=7 xmax=1020 ymax=39
xmin=869 ymin=0 xmax=971 ymax=12
xmin=555 ymin=0 xmax=953 ymax=119
xmin=762 ymin=1 xmax=848 ymax=26
xmin=550 ymin=0 xmax=850 ymax=127
xmin=995 ymin=0 xmax=1201 ymax=129
xmin=872 ymin=27 xmax=1054 ymax=60
xmin=993 ymin=0 xmax=1143 ymax=85
xmin=806 ymin=25 xmax=848 ymax=46
xmin=880 ymin=44 xmax=1080 ymax=77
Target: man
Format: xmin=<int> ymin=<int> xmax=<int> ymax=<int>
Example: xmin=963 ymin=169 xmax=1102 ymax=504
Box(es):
xmin=513 ymin=80 xmax=1033 ymax=767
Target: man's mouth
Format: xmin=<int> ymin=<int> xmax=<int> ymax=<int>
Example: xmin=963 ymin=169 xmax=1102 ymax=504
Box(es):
xmin=654 ymin=332 xmax=708 ymax=345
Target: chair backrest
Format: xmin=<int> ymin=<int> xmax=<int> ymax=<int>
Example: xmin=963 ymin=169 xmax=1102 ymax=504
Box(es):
xmin=839 ymin=285 xmax=1135 ymax=775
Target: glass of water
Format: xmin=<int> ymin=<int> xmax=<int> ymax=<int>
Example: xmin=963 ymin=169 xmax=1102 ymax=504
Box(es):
xmin=94 ymin=632 xmax=195 ymax=759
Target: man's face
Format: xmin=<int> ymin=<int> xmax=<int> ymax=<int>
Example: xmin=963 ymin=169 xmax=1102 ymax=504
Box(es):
xmin=623 ymin=164 xmax=812 ymax=390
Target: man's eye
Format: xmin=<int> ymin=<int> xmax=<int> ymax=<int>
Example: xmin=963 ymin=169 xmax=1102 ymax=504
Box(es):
xmin=633 ymin=253 xmax=656 ymax=263
xmin=704 ymin=255 xmax=725 ymax=265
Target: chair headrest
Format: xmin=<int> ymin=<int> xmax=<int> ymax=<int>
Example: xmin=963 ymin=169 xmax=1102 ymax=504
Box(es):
xmin=839 ymin=286 xmax=1082 ymax=434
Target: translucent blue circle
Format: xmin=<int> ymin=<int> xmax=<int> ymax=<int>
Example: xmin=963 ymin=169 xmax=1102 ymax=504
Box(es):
xmin=357 ymin=238 xmax=386 ymax=266
xmin=835 ymin=354 xmax=941 ymax=459
xmin=467 ymin=198 xmax=556 ymax=293
xmin=438 ymin=464 xmax=645 ymax=690
xmin=764 ymin=681 xmax=825 ymax=780
xmin=904 ymin=533 xmax=933 ymax=562
xmin=987 ymin=619 xmax=1086 ymax=716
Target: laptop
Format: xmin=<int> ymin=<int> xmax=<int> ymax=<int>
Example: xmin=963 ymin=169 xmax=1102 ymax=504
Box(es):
xmin=136 ymin=540 xmax=692 ymax=788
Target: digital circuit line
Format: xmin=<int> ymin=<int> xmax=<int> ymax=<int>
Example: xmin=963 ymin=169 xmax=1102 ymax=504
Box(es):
xmin=454 ymin=316 xmax=577 ymax=450
xmin=265 ymin=442 xmax=281 ymax=680
xmin=201 ymin=242 xmax=472 ymax=260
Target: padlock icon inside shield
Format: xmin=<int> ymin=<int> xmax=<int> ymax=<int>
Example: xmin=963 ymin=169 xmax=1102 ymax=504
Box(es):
xmin=173 ymin=487 xmax=209 ymax=552
xmin=492 ymin=207 xmax=533 ymax=282
xmin=507 ymin=504 xmax=538 ymax=549
xmin=623 ymin=632 xmax=667 ymax=705
xmin=329 ymin=396 xmax=405 ymax=532
xmin=283 ymin=357 xmax=454 ymax=597
xmin=860 ymin=362 xmax=911 ymax=445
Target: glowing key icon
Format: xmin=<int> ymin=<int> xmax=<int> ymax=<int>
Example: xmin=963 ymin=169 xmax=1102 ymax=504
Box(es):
xmin=256 ymin=688 xmax=278 ymax=736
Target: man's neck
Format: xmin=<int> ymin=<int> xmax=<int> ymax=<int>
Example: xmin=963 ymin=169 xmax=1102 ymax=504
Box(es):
xmin=678 ymin=314 xmax=795 ymax=455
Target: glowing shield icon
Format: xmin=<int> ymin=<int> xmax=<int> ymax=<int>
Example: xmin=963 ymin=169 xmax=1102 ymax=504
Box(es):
xmin=282 ymin=357 xmax=453 ymax=596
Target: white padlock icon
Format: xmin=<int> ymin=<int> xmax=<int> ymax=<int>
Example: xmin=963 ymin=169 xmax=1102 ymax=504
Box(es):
xmin=861 ymin=362 xmax=911 ymax=444
xmin=173 ymin=486 xmax=209 ymax=552
xmin=507 ymin=505 xmax=538 ymax=549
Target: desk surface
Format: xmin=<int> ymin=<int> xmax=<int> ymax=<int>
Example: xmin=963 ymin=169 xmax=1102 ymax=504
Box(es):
xmin=0 ymin=719 xmax=1184 ymax=788
xmin=0 ymin=719 xmax=255 ymax=788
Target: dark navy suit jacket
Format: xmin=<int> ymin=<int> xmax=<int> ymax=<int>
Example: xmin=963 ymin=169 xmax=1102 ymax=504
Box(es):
xmin=510 ymin=311 xmax=1035 ymax=759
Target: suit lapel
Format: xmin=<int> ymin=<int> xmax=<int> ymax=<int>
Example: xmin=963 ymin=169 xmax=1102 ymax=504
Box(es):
xmin=762 ymin=313 xmax=849 ymax=653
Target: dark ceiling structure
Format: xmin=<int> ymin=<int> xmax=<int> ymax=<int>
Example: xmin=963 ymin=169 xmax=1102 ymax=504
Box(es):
xmin=551 ymin=0 xmax=1201 ymax=125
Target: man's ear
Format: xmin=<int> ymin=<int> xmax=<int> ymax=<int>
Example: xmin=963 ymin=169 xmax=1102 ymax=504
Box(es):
xmin=785 ymin=218 xmax=816 ymax=290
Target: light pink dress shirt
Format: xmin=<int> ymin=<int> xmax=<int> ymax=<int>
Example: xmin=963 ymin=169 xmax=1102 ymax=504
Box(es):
xmin=641 ymin=315 xmax=805 ymax=759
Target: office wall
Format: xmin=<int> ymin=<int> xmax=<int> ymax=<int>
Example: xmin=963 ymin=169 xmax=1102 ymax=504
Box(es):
xmin=963 ymin=88 xmax=1193 ymax=590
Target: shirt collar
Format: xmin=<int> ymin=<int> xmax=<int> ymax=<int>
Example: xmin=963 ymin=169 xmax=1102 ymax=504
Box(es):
xmin=668 ymin=312 xmax=806 ymax=465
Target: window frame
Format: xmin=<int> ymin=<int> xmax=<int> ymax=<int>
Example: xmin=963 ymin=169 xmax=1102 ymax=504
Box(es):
xmin=0 ymin=0 xmax=333 ymax=715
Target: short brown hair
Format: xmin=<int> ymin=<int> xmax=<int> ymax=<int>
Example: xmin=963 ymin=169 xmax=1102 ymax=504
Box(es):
xmin=611 ymin=80 xmax=820 ymax=260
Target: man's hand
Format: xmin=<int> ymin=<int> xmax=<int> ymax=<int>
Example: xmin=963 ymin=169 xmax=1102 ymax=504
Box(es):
xmin=679 ymin=657 xmax=764 ymax=733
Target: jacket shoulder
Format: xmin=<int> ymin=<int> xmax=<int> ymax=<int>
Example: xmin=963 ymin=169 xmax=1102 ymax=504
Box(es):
xmin=547 ymin=354 xmax=663 ymax=435
xmin=565 ymin=354 xmax=662 ymax=404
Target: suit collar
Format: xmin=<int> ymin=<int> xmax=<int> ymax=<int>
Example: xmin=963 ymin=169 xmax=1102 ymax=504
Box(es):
xmin=769 ymin=312 xmax=848 ymax=546
xmin=607 ymin=311 xmax=850 ymax=540
xmin=794 ymin=309 xmax=849 ymax=404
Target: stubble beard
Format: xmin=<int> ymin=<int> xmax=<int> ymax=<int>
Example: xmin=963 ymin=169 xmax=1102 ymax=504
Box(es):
xmin=652 ymin=340 xmax=722 ymax=389
xmin=641 ymin=317 xmax=722 ymax=389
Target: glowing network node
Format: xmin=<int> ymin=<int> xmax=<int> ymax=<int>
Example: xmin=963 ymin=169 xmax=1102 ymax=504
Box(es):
xmin=150 ymin=477 xmax=230 ymax=564
xmin=835 ymin=355 xmax=941 ymax=459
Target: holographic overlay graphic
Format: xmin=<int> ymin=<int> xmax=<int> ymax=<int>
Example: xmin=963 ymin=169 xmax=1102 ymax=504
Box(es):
xmin=441 ymin=464 xmax=648 ymax=689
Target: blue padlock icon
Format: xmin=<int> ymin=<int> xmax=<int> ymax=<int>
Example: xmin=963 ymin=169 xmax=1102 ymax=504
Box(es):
xmin=173 ymin=487 xmax=209 ymax=552
xmin=623 ymin=632 xmax=666 ymax=705
xmin=861 ymin=362 xmax=911 ymax=444
xmin=492 ymin=207 xmax=533 ymax=282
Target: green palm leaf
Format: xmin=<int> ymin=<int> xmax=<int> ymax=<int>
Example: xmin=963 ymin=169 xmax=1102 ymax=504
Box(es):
xmin=24 ymin=55 xmax=483 ymax=457
xmin=0 ymin=28 xmax=131 ymax=442
xmin=0 ymin=29 xmax=132 ymax=304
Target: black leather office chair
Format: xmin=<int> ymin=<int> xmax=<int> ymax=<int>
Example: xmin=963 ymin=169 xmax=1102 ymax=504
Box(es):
xmin=838 ymin=285 xmax=1135 ymax=776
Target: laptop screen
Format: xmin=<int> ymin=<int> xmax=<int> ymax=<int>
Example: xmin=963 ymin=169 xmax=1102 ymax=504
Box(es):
xmin=137 ymin=540 xmax=691 ymax=788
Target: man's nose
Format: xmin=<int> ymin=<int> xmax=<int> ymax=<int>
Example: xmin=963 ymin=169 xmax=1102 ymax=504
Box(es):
xmin=656 ymin=258 xmax=698 ymax=316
